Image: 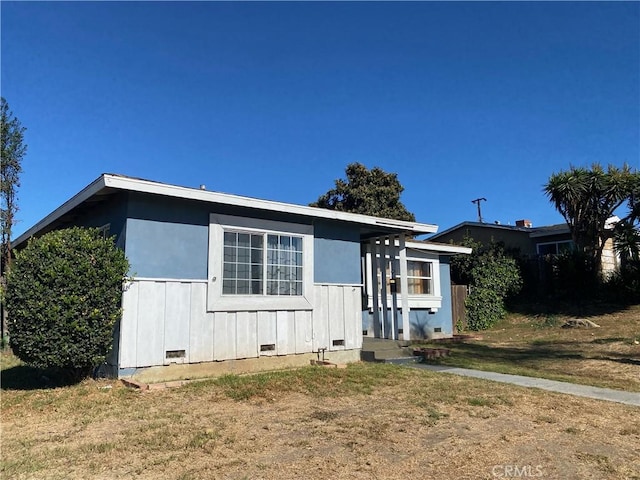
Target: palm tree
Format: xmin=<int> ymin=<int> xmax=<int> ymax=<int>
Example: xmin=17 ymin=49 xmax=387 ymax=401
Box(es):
xmin=544 ymin=163 xmax=639 ymax=275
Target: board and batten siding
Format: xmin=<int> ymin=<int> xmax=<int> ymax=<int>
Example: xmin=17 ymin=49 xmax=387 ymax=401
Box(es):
xmin=119 ymin=280 xmax=362 ymax=369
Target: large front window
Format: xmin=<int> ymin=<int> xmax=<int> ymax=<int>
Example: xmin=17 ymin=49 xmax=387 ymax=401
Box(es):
xmin=222 ymin=231 xmax=304 ymax=296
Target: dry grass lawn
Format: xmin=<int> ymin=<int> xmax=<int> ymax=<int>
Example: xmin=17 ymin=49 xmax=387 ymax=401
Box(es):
xmin=2 ymin=359 xmax=639 ymax=480
xmin=428 ymin=304 xmax=640 ymax=392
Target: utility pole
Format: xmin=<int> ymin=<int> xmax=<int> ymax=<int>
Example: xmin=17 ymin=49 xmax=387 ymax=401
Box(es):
xmin=471 ymin=197 xmax=487 ymax=223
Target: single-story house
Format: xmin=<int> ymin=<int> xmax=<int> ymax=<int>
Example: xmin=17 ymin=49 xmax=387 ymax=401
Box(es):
xmin=14 ymin=174 xmax=470 ymax=382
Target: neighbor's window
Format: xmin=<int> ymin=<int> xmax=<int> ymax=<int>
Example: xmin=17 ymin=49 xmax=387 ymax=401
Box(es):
xmin=222 ymin=231 xmax=303 ymax=296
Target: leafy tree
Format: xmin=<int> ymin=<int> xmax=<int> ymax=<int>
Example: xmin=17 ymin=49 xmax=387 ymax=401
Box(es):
xmin=311 ymin=163 xmax=415 ymax=221
xmin=544 ymin=163 xmax=640 ymax=274
xmin=451 ymin=237 xmax=522 ymax=330
xmin=1 ymin=97 xmax=27 ymax=272
xmin=5 ymin=227 xmax=129 ymax=379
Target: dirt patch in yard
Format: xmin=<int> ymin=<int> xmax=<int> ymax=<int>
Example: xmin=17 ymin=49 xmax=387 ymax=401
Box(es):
xmin=2 ymin=363 xmax=639 ymax=480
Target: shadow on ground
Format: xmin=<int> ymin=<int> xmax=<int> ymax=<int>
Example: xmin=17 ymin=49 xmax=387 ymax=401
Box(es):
xmin=428 ymin=340 xmax=639 ymax=369
xmin=1 ymin=364 xmax=83 ymax=390
xmin=507 ymin=298 xmax=637 ymax=318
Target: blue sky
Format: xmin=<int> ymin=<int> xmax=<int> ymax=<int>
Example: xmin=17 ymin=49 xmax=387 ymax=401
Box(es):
xmin=2 ymin=1 xmax=639 ymax=239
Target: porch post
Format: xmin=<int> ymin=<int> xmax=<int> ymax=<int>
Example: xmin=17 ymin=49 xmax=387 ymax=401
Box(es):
xmin=379 ymin=237 xmax=389 ymax=339
xmin=399 ymin=234 xmax=411 ymax=341
xmin=390 ymin=235 xmax=400 ymax=340
xmin=370 ymin=238 xmax=381 ymax=338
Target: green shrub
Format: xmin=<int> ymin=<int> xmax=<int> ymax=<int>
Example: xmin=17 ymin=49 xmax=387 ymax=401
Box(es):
xmin=5 ymin=227 xmax=129 ymax=378
xmin=452 ymin=237 xmax=523 ymax=331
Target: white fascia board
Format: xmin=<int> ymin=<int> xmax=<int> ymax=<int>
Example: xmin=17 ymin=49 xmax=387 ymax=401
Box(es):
xmin=372 ymin=237 xmax=472 ymax=255
xmin=103 ymin=174 xmax=438 ymax=234
xmin=406 ymin=241 xmax=472 ymax=255
xmin=13 ymin=176 xmax=107 ymax=247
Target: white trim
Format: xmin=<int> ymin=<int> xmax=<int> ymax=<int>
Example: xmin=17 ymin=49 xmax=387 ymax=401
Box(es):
xmin=406 ymin=242 xmax=472 ymax=255
xmin=364 ymin=243 xmax=443 ymax=313
xmin=399 ymin=234 xmax=411 ymax=340
xmin=102 ymin=174 xmax=438 ymax=234
xmin=536 ymin=240 xmax=573 ymax=255
xmin=14 ymin=176 xmax=107 ymax=246
xmin=207 ymin=214 xmax=314 ymax=312
xmin=132 ymin=277 xmax=209 ymax=283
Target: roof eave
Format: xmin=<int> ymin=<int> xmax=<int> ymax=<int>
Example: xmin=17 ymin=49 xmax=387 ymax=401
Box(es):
xmin=14 ymin=174 xmax=439 ymax=247
xmin=13 ymin=175 xmax=108 ymax=248
xmin=102 ymin=174 xmax=438 ymax=235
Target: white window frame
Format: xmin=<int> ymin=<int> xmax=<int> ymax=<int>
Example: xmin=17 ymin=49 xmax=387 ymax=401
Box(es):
xmin=208 ymin=214 xmax=314 ymax=312
xmin=536 ymin=240 xmax=573 ymax=256
xmin=365 ymin=247 xmax=442 ymax=311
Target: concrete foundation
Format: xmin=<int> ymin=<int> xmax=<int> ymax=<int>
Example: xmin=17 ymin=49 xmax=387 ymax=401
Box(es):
xmin=119 ymin=349 xmax=361 ymax=384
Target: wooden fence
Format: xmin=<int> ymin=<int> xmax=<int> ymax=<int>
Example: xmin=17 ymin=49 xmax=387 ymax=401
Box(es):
xmin=451 ymin=284 xmax=468 ymax=333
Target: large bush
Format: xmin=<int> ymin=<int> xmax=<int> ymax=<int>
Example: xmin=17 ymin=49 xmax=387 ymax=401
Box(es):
xmin=452 ymin=238 xmax=523 ymax=330
xmin=6 ymin=227 xmax=129 ymax=377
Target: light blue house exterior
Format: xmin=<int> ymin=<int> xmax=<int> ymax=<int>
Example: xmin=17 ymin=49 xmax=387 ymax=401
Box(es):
xmin=15 ymin=174 xmax=469 ymax=381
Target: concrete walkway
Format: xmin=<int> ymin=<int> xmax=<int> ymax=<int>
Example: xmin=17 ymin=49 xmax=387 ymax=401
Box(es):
xmin=410 ymin=364 xmax=640 ymax=407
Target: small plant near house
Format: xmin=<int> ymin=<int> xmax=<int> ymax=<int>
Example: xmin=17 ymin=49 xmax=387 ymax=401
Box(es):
xmin=5 ymin=227 xmax=129 ymax=380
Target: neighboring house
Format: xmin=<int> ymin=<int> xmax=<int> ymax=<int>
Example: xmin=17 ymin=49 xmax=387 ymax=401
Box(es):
xmin=14 ymin=174 xmax=469 ymax=382
xmin=429 ymin=218 xmax=620 ymax=275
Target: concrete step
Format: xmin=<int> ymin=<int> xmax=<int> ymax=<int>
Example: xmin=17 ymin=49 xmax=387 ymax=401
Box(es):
xmin=361 ymin=338 xmax=418 ymax=364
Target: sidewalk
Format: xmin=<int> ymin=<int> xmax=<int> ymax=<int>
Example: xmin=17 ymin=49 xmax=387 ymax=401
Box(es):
xmin=410 ymin=363 xmax=640 ymax=407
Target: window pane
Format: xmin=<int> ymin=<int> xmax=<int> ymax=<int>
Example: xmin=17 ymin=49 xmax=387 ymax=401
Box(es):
xmin=279 ymin=251 xmax=291 ymax=266
xmin=267 ymin=265 xmax=278 ymax=280
xmin=224 ymin=232 xmax=236 ymax=245
xmin=223 ymin=280 xmax=236 ymax=294
xmin=421 ymin=263 xmax=432 ymax=277
xmin=279 ymin=236 xmax=291 ymax=250
xmin=279 ymin=282 xmax=291 ymax=295
xmin=292 ymin=266 xmax=302 ymax=281
xmin=237 ymin=233 xmax=250 ymax=248
xmin=251 ymin=248 xmax=262 ymax=263
xmin=267 ymin=249 xmax=277 ymax=264
xmin=251 ymin=235 xmax=263 ymax=248
xmin=279 ymin=267 xmax=290 ymax=280
xmin=223 ymin=263 xmax=235 ymax=278
xmin=293 ymin=252 xmax=302 ymax=266
xmin=237 ymin=263 xmax=249 ymax=279
xmin=293 ymin=281 xmax=303 ymax=295
xmin=251 ymin=264 xmax=263 ymax=280
xmin=267 ymin=235 xmax=278 ymax=248
xmin=237 ymin=280 xmax=250 ymax=294
xmin=237 ymin=248 xmax=250 ymax=263
xmin=267 ymin=280 xmax=278 ymax=295
xmin=251 ymin=280 xmax=262 ymax=294
xmin=224 ymin=246 xmax=236 ymax=263
xmin=291 ymin=237 xmax=302 ymax=251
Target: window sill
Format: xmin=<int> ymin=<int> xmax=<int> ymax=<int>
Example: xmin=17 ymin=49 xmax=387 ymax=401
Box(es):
xmin=207 ymin=295 xmax=313 ymax=312
xmin=367 ymin=295 xmax=443 ymax=310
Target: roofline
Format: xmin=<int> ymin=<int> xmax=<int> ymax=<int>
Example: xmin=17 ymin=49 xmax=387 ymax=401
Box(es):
xmin=406 ymin=241 xmax=472 ymax=255
xmin=14 ymin=175 xmax=108 ymax=247
xmin=15 ymin=174 xmax=438 ymax=246
xmin=528 ymin=225 xmax=570 ymax=238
